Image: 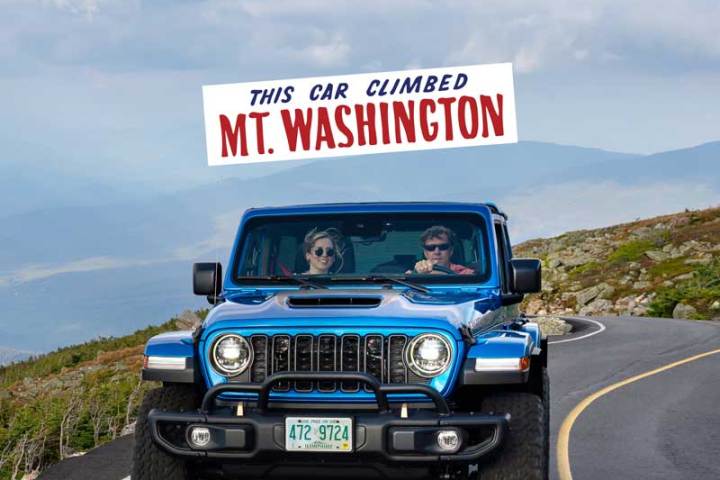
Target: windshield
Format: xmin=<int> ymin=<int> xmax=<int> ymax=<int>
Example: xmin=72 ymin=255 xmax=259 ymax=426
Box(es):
xmin=233 ymin=212 xmax=491 ymax=284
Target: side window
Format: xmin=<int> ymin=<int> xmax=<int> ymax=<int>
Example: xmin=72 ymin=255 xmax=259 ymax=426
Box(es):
xmin=275 ymin=235 xmax=298 ymax=275
xmin=502 ymin=224 xmax=513 ymax=259
xmin=494 ymin=222 xmax=510 ymax=292
xmin=239 ymin=231 xmax=259 ymax=276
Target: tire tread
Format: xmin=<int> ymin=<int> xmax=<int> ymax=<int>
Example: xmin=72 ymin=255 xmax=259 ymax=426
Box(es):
xmin=479 ymin=392 xmax=547 ymax=480
xmin=131 ymin=384 xmax=199 ymax=480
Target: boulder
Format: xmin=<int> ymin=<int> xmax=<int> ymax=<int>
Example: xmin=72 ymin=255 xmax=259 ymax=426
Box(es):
xmin=672 ymin=303 xmax=697 ymax=319
xmin=710 ymin=300 xmax=720 ymax=311
xmin=576 ymin=285 xmax=602 ymax=306
xmin=175 ymin=310 xmax=202 ymax=330
xmin=579 ymin=298 xmax=614 ymax=316
xmin=598 ymin=284 xmax=616 ymax=299
xmin=121 ymin=421 xmax=136 ymax=436
xmin=684 ymin=256 xmax=712 ymax=265
xmin=533 ymin=316 xmax=573 ymax=337
xmin=633 ymin=281 xmax=651 ymax=290
xmin=525 ymin=298 xmax=545 ymax=315
xmin=575 ymin=282 xmax=614 ymax=306
xmin=674 ymin=272 xmax=695 ymax=281
xmin=631 ymin=227 xmax=651 ymax=238
xmin=645 ymin=250 xmax=669 ymax=262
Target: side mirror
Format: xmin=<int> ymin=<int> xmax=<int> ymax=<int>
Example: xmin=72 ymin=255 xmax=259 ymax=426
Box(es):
xmin=193 ymin=262 xmax=223 ymax=304
xmin=510 ymin=258 xmax=541 ymax=294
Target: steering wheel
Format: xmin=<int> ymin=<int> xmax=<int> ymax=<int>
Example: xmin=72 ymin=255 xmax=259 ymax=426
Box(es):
xmin=431 ymin=264 xmax=455 ymax=275
xmin=412 ymin=263 xmax=456 ymax=275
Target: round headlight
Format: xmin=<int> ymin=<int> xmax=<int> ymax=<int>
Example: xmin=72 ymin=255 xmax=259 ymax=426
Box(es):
xmin=405 ymin=334 xmax=452 ymax=378
xmin=211 ymin=334 xmax=252 ymax=376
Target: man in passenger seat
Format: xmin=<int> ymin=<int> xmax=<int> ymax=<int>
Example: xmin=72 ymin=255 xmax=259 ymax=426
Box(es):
xmin=408 ymin=226 xmax=475 ymax=275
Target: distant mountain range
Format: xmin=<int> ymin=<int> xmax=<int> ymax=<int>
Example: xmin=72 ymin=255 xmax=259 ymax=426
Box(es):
xmin=0 ymin=347 xmax=34 ymax=366
xmin=1 ymin=140 xmax=718 ymax=353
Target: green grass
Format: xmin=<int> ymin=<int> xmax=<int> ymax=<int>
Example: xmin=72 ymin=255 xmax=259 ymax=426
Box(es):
xmin=0 ymin=309 xmax=209 ymax=480
xmin=0 ymin=309 xmax=208 ymax=390
xmin=648 ymin=259 xmax=720 ymax=319
xmin=648 ymin=257 xmax=694 ymax=279
xmin=568 ymin=261 xmax=602 ymax=278
xmin=608 ymin=239 xmax=656 ymax=263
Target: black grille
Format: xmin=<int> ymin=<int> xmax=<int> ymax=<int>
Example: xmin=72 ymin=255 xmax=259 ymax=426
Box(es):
xmin=253 ymin=334 xmax=416 ymax=392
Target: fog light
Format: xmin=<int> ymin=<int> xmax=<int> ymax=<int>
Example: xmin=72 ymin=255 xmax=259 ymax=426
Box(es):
xmin=436 ymin=430 xmax=461 ymax=452
xmin=189 ymin=426 xmax=211 ymax=448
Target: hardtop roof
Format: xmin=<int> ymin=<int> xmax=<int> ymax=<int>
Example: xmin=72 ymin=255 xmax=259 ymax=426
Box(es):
xmin=242 ymin=201 xmax=507 ymax=218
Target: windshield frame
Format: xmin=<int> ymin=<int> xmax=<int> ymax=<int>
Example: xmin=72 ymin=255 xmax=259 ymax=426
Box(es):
xmin=229 ymin=210 xmax=495 ymax=287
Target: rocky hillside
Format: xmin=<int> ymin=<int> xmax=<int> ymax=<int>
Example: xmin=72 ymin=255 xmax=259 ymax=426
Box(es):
xmin=0 ymin=310 xmax=203 ymax=480
xmin=515 ymin=207 xmax=720 ymax=320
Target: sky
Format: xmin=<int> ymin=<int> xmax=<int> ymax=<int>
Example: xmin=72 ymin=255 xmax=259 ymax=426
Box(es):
xmin=1 ymin=0 xmax=720 ymax=353
xmin=1 ymin=0 xmax=719 ymax=193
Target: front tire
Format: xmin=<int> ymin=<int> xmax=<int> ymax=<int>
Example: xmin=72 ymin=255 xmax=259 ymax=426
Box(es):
xmin=478 ymin=392 xmax=548 ymax=480
xmin=132 ymin=384 xmax=199 ymax=480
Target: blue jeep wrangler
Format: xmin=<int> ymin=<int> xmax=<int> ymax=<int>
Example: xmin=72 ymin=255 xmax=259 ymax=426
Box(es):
xmin=133 ymin=202 xmax=548 ymax=479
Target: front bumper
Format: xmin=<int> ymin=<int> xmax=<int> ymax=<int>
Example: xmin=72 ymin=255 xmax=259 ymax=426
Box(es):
xmin=149 ymin=372 xmax=508 ymax=464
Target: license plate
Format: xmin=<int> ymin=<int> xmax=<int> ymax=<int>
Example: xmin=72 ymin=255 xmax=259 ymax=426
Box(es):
xmin=285 ymin=417 xmax=352 ymax=452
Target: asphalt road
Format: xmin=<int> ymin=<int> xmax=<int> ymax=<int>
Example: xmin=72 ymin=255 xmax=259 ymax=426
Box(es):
xmin=38 ymin=316 xmax=720 ymax=480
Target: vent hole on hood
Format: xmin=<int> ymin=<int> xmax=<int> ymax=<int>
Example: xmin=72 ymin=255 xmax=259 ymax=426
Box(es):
xmin=287 ymin=296 xmax=382 ymax=308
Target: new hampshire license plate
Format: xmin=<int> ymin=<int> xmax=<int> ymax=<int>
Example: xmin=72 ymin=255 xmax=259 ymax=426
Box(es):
xmin=285 ymin=417 xmax=353 ymax=452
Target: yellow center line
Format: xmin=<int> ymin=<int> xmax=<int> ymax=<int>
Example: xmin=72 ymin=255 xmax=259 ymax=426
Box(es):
xmin=557 ymin=347 xmax=720 ymax=480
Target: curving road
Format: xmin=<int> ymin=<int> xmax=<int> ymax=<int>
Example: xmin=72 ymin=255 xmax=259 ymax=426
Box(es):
xmin=38 ymin=316 xmax=720 ymax=480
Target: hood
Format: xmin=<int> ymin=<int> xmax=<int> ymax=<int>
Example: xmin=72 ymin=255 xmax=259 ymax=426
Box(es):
xmin=204 ymin=287 xmax=503 ymax=333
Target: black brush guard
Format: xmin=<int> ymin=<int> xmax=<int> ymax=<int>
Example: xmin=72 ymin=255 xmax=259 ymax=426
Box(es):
xmin=148 ymin=372 xmax=508 ymax=463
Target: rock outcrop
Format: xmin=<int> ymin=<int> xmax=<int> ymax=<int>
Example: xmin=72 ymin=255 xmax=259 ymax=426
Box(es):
xmin=516 ymin=207 xmax=720 ymax=319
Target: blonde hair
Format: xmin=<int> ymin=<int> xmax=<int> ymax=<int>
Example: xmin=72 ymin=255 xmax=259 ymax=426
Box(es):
xmin=303 ymin=227 xmax=345 ymax=273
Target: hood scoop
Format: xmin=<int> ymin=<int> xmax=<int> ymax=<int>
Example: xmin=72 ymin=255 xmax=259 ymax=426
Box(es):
xmin=287 ymin=295 xmax=383 ymax=308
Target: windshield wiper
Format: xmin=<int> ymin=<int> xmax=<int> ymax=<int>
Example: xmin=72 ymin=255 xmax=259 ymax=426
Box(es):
xmin=252 ymin=275 xmax=327 ymax=290
xmin=350 ymin=275 xmax=430 ymax=294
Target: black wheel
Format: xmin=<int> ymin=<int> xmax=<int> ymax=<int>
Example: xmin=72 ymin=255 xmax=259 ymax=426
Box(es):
xmin=478 ymin=392 xmax=548 ymax=480
xmin=132 ymin=384 xmax=200 ymax=480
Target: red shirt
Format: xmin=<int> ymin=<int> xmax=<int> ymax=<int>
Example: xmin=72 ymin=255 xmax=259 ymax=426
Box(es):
xmin=450 ymin=263 xmax=475 ymax=275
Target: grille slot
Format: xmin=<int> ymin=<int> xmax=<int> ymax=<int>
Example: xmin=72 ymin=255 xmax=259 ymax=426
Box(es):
xmin=317 ymin=335 xmax=337 ymax=392
xmin=272 ymin=335 xmax=291 ymax=391
xmin=388 ymin=335 xmax=408 ymax=384
xmin=363 ymin=335 xmax=384 ymax=391
xmin=294 ymin=335 xmax=314 ymax=392
xmin=340 ymin=335 xmax=361 ymax=392
xmin=250 ymin=335 xmax=269 ymax=383
xmin=246 ymin=333 xmax=424 ymax=392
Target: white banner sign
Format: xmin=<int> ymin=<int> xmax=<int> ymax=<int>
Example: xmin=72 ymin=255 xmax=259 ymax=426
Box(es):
xmin=202 ymin=63 xmax=517 ymax=166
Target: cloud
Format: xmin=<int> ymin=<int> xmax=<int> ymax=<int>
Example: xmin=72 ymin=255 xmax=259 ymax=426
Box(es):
xmin=0 ymin=0 xmax=718 ymax=190
xmin=296 ymin=32 xmax=351 ymax=68
xmin=503 ymin=180 xmax=720 ymax=242
xmin=3 ymin=0 xmax=716 ymax=77
xmin=0 ymin=256 xmax=161 ymax=285
xmin=171 ymin=209 xmax=243 ymax=260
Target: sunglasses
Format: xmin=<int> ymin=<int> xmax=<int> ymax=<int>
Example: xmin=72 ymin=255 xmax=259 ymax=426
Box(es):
xmin=313 ymin=247 xmax=335 ymax=257
xmin=423 ymin=243 xmax=451 ymax=252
